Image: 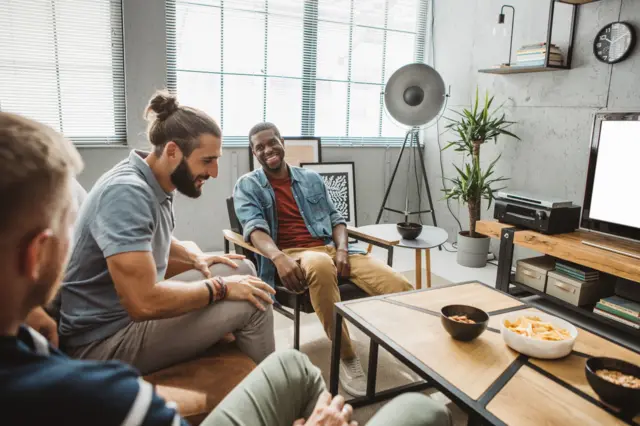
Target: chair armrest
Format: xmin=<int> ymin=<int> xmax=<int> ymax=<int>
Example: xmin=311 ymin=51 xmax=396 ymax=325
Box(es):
xmin=347 ymin=226 xmax=399 ymax=248
xmin=222 ymin=229 xmax=266 ymax=257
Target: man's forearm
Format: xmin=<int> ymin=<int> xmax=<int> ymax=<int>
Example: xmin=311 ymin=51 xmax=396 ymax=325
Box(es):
xmin=332 ymin=224 xmax=348 ymax=251
xmin=134 ymin=279 xmax=210 ymax=320
xmin=250 ymin=230 xmax=284 ymax=261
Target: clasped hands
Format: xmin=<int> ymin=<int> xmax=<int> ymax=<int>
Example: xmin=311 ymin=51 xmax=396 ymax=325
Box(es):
xmin=273 ymin=248 xmax=350 ymax=293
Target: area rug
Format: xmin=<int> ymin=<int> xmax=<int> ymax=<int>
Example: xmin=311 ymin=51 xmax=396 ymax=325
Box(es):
xmin=274 ymin=272 xmax=468 ymax=425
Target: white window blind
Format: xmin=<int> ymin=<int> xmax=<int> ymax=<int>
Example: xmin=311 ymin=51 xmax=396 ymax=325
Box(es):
xmin=0 ymin=0 xmax=126 ymax=144
xmin=167 ymin=0 xmax=428 ymax=146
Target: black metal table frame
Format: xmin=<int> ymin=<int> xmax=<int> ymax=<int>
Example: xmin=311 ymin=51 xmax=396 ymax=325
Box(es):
xmin=328 ymin=281 xmax=640 ymax=426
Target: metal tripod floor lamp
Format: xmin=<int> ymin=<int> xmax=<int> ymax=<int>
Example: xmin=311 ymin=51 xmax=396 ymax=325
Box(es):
xmin=375 ymin=63 xmax=447 ymax=229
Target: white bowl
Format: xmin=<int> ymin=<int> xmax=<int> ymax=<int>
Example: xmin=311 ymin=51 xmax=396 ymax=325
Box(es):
xmin=500 ymin=312 xmax=578 ymax=359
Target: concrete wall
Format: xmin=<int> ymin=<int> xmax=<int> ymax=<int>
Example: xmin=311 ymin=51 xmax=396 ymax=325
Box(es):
xmin=426 ymin=0 xmax=640 ymax=256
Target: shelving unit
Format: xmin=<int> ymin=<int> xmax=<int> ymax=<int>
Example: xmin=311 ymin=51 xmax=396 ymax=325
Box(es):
xmin=479 ymin=0 xmax=602 ymax=75
xmin=476 ymin=220 xmax=640 ymax=337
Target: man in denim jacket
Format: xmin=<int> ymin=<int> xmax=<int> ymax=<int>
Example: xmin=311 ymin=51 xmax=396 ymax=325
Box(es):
xmin=233 ymin=122 xmax=413 ymax=397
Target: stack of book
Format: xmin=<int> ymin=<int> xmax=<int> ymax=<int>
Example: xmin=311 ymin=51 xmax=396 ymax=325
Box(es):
xmin=555 ymin=261 xmax=599 ymax=282
xmin=514 ymin=43 xmax=564 ymax=67
xmin=594 ymin=296 xmax=640 ymax=329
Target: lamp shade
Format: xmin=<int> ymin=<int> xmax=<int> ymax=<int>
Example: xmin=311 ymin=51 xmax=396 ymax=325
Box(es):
xmin=384 ymin=63 xmax=446 ymax=127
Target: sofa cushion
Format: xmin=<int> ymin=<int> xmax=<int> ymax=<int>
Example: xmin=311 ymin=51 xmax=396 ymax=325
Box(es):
xmin=145 ymin=342 xmax=255 ymax=425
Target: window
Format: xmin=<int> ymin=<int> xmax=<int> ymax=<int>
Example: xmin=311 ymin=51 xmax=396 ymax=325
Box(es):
xmin=167 ymin=0 xmax=428 ymax=146
xmin=0 ymin=0 xmax=126 ymax=144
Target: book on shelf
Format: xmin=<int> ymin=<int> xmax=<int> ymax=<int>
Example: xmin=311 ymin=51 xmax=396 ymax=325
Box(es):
xmin=516 ymin=53 xmax=564 ymax=62
xmin=555 ymin=261 xmax=599 ymax=280
xmin=517 ymin=47 xmax=563 ymax=55
xmin=555 ymin=267 xmax=599 ymax=282
xmin=600 ymin=295 xmax=640 ymax=318
xmin=593 ymin=308 xmax=640 ymax=329
xmin=513 ymin=60 xmax=563 ymax=67
xmin=595 ymin=302 xmax=640 ymax=324
xmin=520 ymin=42 xmax=559 ymax=49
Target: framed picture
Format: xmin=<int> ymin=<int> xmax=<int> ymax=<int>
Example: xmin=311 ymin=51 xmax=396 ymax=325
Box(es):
xmin=249 ymin=137 xmax=322 ymax=171
xmin=300 ymin=162 xmax=357 ymax=228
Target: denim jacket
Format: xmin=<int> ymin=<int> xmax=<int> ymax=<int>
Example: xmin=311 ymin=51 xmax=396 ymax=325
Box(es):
xmin=233 ymin=166 xmax=366 ymax=287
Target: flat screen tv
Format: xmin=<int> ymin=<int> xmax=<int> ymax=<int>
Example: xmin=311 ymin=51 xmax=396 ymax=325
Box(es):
xmin=581 ymin=112 xmax=640 ymax=243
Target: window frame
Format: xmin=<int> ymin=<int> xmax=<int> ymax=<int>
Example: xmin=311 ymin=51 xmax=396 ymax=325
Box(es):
xmin=166 ymin=0 xmax=429 ymax=147
xmin=0 ymin=0 xmax=127 ymax=145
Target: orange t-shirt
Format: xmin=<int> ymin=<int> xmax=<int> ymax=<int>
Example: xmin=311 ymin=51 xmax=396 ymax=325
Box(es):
xmin=268 ymin=175 xmax=325 ymax=250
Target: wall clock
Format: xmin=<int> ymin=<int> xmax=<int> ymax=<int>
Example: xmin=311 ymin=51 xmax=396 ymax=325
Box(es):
xmin=593 ymin=21 xmax=636 ymax=64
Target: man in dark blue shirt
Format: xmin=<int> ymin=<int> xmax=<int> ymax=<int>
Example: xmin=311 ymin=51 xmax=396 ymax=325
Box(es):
xmin=0 ymin=112 xmax=451 ymax=426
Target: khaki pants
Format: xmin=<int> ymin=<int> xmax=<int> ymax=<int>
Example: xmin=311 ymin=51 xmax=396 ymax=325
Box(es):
xmin=283 ymin=246 xmax=412 ymax=360
xmin=202 ymin=350 xmax=452 ymax=426
xmin=66 ymin=260 xmax=275 ymax=375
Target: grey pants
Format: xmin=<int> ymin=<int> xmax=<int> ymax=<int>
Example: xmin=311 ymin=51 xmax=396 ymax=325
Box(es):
xmin=66 ymin=260 xmax=275 ymax=375
xmin=202 ymin=350 xmax=452 ymax=426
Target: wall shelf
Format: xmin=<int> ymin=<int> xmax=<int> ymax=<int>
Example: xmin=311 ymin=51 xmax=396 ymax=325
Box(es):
xmin=478 ymin=65 xmax=569 ymax=74
xmin=557 ymin=0 xmax=602 ymax=4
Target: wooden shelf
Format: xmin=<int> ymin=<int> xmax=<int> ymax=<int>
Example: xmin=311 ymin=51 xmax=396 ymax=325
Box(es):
xmin=510 ymin=277 xmax=640 ymax=337
xmin=556 ymin=0 xmax=602 ymax=4
xmin=477 ymin=220 xmax=640 ymax=284
xmin=478 ymin=65 xmax=569 ymax=75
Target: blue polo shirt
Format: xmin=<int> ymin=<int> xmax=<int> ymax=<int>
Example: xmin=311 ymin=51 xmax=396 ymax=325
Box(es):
xmin=0 ymin=326 xmax=186 ymax=425
xmin=59 ymin=150 xmax=175 ymax=347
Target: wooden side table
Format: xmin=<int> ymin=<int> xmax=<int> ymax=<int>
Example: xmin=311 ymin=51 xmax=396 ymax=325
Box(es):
xmin=350 ymin=224 xmax=448 ymax=289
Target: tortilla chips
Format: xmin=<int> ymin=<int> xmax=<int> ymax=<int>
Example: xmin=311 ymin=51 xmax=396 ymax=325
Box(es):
xmin=503 ymin=316 xmax=572 ymax=341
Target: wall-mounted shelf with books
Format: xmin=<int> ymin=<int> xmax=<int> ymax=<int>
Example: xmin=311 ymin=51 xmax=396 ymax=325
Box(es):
xmin=478 ymin=65 xmax=569 ymax=74
xmin=480 ymin=0 xmax=580 ymax=75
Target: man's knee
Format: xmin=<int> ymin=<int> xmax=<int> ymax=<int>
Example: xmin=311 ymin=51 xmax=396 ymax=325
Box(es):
xmin=235 ymin=258 xmax=257 ymax=276
xmin=263 ymin=349 xmax=322 ymax=384
xmin=391 ymin=394 xmax=451 ymax=426
xmin=300 ymin=251 xmax=336 ymax=281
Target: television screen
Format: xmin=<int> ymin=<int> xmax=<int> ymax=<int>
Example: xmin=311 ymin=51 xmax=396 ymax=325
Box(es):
xmin=581 ymin=113 xmax=640 ymax=241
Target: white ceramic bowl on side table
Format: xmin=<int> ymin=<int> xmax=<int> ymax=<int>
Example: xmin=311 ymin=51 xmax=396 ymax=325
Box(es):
xmin=500 ymin=312 xmax=578 ymax=359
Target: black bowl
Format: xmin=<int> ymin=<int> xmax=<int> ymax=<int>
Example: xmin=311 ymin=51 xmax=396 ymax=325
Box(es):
xmin=397 ymin=222 xmax=423 ymax=240
xmin=440 ymin=305 xmax=489 ymax=342
xmin=585 ymin=357 xmax=640 ymax=412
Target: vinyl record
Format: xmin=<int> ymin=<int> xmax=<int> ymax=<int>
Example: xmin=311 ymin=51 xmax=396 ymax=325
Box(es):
xmin=384 ymin=63 xmax=446 ymax=127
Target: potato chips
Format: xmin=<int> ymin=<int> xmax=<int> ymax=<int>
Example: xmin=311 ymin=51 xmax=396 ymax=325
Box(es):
xmin=503 ymin=316 xmax=572 ymax=341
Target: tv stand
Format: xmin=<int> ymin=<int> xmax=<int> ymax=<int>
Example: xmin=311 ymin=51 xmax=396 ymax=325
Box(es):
xmin=476 ymin=220 xmax=640 ymax=338
xmin=581 ymin=240 xmax=640 ymax=260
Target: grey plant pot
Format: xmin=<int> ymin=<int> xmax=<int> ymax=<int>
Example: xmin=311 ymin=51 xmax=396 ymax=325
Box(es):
xmin=456 ymin=231 xmax=490 ymax=268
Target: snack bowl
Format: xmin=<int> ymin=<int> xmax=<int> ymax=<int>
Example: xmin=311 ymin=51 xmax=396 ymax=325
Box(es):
xmin=441 ymin=305 xmax=489 ymax=341
xmin=585 ymin=357 xmax=640 ymax=412
xmin=500 ymin=312 xmax=578 ymax=359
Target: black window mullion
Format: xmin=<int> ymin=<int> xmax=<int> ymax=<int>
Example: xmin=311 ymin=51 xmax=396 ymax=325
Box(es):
xmin=301 ymin=0 xmax=318 ymax=136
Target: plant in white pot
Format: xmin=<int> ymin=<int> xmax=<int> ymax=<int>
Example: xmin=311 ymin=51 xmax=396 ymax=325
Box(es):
xmin=443 ymin=89 xmax=520 ymax=268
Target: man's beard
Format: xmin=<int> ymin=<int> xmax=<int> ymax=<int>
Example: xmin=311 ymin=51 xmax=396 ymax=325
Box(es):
xmin=170 ymin=158 xmax=206 ymax=198
xmin=260 ymin=152 xmax=284 ymax=172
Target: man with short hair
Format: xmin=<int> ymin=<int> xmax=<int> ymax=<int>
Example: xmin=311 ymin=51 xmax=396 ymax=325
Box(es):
xmin=58 ymin=93 xmax=276 ymax=374
xmin=234 ymin=122 xmax=414 ymax=397
xmin=0 ymin=111 xmax=452 ymax=426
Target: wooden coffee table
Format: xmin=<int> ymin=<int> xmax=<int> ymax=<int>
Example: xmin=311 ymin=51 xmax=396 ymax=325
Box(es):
xmin=329 ymin=282 xmax=640 ymax=426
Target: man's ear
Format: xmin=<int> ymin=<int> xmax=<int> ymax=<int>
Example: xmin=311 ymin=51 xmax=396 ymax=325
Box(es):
xmin=22 ymin=229 xmax=53 ymax=282
xmin=164 ymin=141 xmax=183 ymax=162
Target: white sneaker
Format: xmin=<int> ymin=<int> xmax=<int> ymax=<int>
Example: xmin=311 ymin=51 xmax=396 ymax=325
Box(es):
xmin=339 ymin=357 xmax=367 ymax=397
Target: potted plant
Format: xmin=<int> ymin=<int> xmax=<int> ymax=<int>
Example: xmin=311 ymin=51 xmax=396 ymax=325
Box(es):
xmin=443 ymin=89 xmax=520 ymax=268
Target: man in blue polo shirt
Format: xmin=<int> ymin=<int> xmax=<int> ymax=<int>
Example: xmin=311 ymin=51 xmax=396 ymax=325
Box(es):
xmin=0 ymin=111 xmax=453 ymax=426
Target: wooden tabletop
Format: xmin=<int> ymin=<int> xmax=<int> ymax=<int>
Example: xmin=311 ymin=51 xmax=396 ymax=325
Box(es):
xmin=338 ymin=282 xmax=640 ymax=426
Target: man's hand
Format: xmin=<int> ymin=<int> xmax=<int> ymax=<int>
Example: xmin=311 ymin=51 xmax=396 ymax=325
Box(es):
xmin=334 ymin=249 xmax=350 ymax=278
xmin=272 ymin=253 xmax=307 ymax=293
xmin=25 ymin=307 xmax=59 ymax=348
xmin=223 ymin=275 xmax=276 ymax=311
xmin=293 ymin=392 xmax=357 ymax=426
xmin=191 ymin=253 xmax=246 ymax=278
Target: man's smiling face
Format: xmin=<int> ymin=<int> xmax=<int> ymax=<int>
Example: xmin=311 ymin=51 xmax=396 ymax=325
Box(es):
xmin=251 ymin=128 xmax=285 ymax=172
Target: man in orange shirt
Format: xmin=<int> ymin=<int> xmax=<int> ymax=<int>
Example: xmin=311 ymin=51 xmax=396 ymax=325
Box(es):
xmin=234 ymin=122 xmax=413 ymax=397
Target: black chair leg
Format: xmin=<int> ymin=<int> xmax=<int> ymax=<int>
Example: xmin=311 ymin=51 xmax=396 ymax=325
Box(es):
xmin=294 ymin=294 xmax=301 ymax=350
